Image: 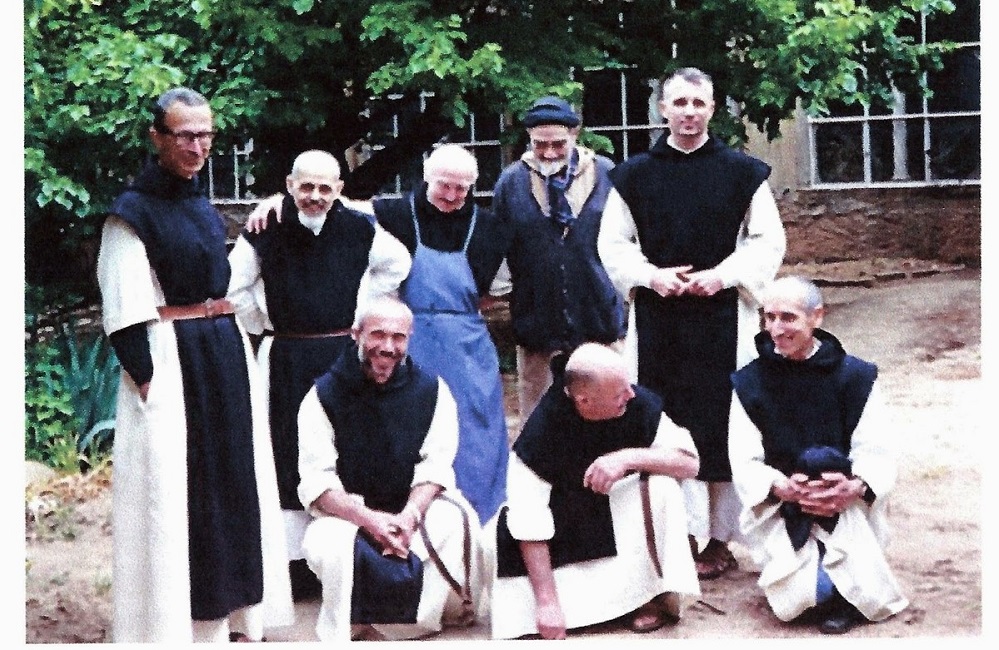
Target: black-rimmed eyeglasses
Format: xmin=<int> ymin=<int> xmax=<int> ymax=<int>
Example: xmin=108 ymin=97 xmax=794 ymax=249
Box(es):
xmin=159 ymin=129 xmax=217 ymax=145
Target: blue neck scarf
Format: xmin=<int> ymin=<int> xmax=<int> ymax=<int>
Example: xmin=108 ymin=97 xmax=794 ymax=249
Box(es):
xmin=547 ymin=149 xmax=579 ymax=228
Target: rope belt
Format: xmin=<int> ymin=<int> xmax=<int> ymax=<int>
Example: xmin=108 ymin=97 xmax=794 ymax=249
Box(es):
xmin=157 ymin=298 xmax=235 ymax=322
xmin=418 ymin=494 xmax=475 ymax=625
xmin=640 ymin=472 xmax=664 ymax=579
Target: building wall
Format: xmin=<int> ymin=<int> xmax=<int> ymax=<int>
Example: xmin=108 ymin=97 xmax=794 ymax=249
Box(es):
xmin=744 ymin=115 xmax=807 ymax=196
xmin=777 ymin=186 xmax=980 ymax=266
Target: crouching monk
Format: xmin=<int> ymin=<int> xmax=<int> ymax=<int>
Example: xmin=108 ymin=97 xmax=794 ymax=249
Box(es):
xmin=729 ymin=276 xmax=908 ymax=634
xmin=295 ymin=297 xmax=485 ymax=641
xmin=492 ymin=343 xmax=701 ymax=639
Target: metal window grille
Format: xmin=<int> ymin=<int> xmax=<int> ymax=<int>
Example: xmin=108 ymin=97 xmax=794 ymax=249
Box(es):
xmin=806 ymin=5 xmax=981 ymax=188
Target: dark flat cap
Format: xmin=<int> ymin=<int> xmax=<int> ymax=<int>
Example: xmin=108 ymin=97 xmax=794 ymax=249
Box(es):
xmin=521 ymin=96 xmax=581 ymax=128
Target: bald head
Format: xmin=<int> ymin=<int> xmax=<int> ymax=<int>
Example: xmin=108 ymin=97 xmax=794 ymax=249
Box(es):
xmin=291 ymin=149 xmax=341 ymax=179
xmin=564 ymin=343 xmax=628 ymax=392
xmin=286 ymin=150 xmax=343 ymax=218
xmin=564 ymin=343 xmax=634 ymax=421
xmin=354 ymin=296 xmax=414 ymax=333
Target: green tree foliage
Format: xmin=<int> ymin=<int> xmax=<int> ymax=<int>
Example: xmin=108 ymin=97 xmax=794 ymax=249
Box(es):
xmin=25 ymin=0 xmax=955 ymax=281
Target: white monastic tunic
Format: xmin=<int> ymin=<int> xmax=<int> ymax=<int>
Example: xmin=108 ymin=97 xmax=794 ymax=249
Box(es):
xmin=296 ymin=380 xmax=487 ymax=641
xmin=490 ymin=417 xmax=702 ymax=639
xmin=598 ymin=179 xmax=786 ymax=540
xmin=97 ymin=217 xmax=293 ymax=642
xmin=728 ymin=381 xmax=909 ymax=621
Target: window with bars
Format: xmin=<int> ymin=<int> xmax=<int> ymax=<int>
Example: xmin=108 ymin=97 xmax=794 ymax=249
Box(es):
xmin=207 ymin=139 xmax=257 ymax=203
xmin=580 ymin=68 xmax=663 ymax=163
xmin=807 ymin=1 xmax=980 ymax=188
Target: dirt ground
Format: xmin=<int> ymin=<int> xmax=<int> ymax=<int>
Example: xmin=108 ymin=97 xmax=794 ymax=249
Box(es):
xmin=23 ymin=264 xmax=983 ymax=643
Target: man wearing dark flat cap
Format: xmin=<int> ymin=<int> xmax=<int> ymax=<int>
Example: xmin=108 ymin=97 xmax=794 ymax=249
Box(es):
xmin=490 ymin=96 xmax=626 ymax=428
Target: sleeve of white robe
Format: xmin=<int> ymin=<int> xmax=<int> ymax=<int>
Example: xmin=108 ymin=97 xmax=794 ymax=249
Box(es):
xmin=597 ymin=188 xmax=659 ymax=298
xmin=488 ymin=258 xmax=512 ymax=297
xmin=728 ymin=390 xmax=787 ymax=510
xmin=411 ymin=378 xmax=459 ymax=492
xmin=96 ymin=216 xmax=161 ymax=335
xmin=226 ymin=235 xmax=271 ymax=336
xmin=297 ymin=386 xmax=347 ymax=515
xmin=846 ymin=381 xmax=897 ymax=501
xmin=504 ymin=455 xmax=555 ymax=541
xmin=356 ymin=224 xmax=412 ymax=316
xmin=712 ymin=182 xmax=787 ymax=304
xmin=652 ymin=412 xmax=699 ymax=459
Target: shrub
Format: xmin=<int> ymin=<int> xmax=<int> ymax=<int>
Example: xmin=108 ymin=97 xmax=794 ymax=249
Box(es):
xmin=24 ymin=321 xmax=119 ymax=473
xmin=24 ymin=340 xmax=80 ymax=473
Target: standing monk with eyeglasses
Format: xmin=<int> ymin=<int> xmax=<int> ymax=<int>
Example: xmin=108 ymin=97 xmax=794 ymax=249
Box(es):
xmin=228 ymin=150 xmax=411 ymax=600
xmin=96 ymin=87 xmax=293 ymax=642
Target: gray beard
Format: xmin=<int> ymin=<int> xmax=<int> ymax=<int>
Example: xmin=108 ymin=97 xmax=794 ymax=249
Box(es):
xmin=536 ymin=160 xmax=565 ymax=178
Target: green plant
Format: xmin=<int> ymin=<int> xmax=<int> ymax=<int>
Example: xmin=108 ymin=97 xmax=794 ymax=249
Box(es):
xmin=24 ymin=321 xmax=120 ymax=472
xmin=25 ymin=340 xmax=81 ymax=473
xmin=59 ymin=322 xmax=120 ymax=460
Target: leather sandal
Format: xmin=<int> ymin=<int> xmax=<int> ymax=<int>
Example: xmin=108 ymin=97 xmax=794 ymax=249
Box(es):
xmin=694 ymin=543 xmax=738 ymax=580
xmin=628 ymin=600 xmax=667 ymax=634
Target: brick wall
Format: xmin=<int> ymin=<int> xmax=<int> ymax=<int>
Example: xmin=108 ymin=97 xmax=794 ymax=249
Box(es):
xmin=777 ymin=186 xmax=980 ymax=267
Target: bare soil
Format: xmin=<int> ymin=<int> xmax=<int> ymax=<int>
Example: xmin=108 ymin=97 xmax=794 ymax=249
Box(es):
xmin=24 ymin=263 xmax=982 ymax=642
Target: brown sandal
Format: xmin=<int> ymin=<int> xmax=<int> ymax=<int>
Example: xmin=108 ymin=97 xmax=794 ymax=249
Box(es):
xmin=695 ymin=543 xmax=738 ymax=580
xmin=628 ymin=600 xmax=667 ymax=634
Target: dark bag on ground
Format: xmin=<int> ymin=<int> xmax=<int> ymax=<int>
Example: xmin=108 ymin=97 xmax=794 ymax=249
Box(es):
xmin=350 ymin=531 xmax=424 ymax=624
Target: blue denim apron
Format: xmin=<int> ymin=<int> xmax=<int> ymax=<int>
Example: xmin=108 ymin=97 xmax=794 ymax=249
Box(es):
xmin=400 ymin=199 xmax=509 ymax=523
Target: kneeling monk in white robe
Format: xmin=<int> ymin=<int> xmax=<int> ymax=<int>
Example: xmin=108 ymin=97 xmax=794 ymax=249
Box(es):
xmin=729 ymin=276 xmax=908 ymax=635
xmin=492 ymin=343 xmax=701 ymax=640
xmin=296 ymin=297 xmax=486 ymax=641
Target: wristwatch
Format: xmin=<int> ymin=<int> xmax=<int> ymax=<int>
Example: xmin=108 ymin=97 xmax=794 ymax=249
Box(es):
xmin=855 ymin=477 xmax=875 ymax=504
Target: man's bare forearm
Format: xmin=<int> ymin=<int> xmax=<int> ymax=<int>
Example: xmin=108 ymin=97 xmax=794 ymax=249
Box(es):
xmin=519 ymin=540 xmax=567 ymax=640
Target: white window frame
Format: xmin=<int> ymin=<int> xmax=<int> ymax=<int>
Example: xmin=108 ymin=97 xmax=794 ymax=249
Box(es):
xmin=806 ymin=10 xmax=980 ymax=189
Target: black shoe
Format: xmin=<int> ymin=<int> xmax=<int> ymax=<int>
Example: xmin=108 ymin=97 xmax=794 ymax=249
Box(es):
xmin=819 ymin=612 xmax=859 ymax=634
xmin=818 ymin=597 xmax=864 ymax=635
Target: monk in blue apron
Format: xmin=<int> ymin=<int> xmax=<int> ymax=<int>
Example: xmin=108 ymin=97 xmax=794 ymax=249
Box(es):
xmin=400 ymin=195 xmax=509 ymax=524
